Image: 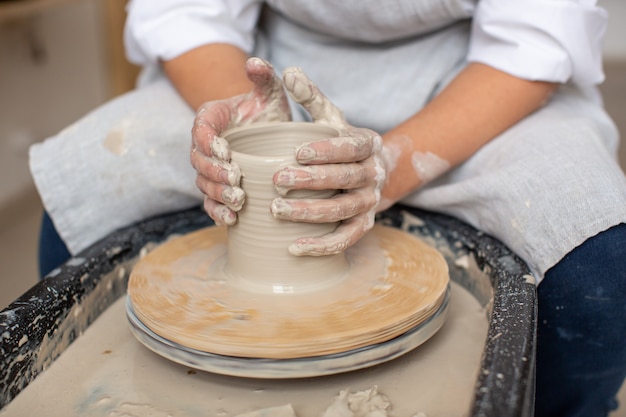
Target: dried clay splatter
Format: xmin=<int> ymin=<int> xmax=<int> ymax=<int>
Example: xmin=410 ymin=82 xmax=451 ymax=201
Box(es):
xmin=411 ymin=151 xmax=449 ymax=184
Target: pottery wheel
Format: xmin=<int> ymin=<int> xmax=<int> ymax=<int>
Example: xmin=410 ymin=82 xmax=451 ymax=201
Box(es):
xmin=127 ymin=224 xmax=449 ymax=362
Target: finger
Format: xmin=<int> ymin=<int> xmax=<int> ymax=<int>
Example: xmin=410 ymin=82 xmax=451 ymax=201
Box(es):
xmin=190 ymin=152 xmax=241 ymax=186
xmin=203 ymin=197 xmax=237 ymax=226
xmin=236 ymin=58 xmax=291 ymax=123
xmin=271 ymin=189 xmax=377 ymax=223
xmin=193 ymin=103 xmax=234 ymax=159
xmin=288 ymin=214 xmax=374 ymax=256
xmin=246 ymin=57 xmax=283 ymax=100
xmin=273 ymin=163 xmax=371 ymax=195
xmin=295 ymin=131 xmax=380 ymax=164
xmin=282 ymin=67 xmax=345 ymax=126
xmin=196 ymin=174 xmax=245 ymax=211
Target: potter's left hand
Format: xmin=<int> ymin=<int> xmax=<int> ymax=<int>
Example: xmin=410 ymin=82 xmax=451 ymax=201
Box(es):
xmin=272 ymin=67 xmax=387 ymax=256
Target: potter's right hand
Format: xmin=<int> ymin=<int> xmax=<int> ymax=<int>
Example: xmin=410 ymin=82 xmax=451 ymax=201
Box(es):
xmin=191 ymin=57 xmax=291 ymax=225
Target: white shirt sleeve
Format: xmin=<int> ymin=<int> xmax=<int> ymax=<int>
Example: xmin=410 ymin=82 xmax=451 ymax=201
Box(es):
xmin=124 ymin=0 xmax=263 ymax=66
xmin=467 ymin=0 xmax=608 ymax=85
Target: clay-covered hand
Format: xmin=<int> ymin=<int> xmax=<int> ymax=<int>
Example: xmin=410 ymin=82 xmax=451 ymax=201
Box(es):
xmin=272 ymin=67 xmax=387 ymax=256
xmin=190 ymin=57 xmax=291 ymax=226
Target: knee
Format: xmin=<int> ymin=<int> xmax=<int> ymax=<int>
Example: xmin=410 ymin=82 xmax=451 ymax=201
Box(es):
xmin=541 ymin=223 xmax=626 ymax=296
xmin=538 ymin=223 xmax=626 ymax=353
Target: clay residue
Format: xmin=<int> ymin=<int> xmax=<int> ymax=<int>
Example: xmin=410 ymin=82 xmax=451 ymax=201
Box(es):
xmin=380 ymin=144 xmax=402 ymax=176
xmin=370 ymin=135 xmax=386 ymax=224
xmin=411 ymin=151 xmax=449 ymax=184
xmin=321 ymin=386 xmax=390 ymax=417
xmin=222 ymin=187 xmax=245 ymax=211
xmin=103 ymin=120 xmax=132 ymax=157
xmin=209 ymin=135 xmax=232 ymax=163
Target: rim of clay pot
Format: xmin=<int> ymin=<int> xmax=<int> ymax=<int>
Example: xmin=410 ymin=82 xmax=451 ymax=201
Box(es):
xmin=224 ymin=122 xmax=339 ymax=160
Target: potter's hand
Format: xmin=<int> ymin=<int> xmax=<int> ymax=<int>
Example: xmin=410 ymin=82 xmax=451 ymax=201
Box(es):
xmin=272 ymin=67 xmax=387 ymax=256
xmin=191 ymin=58 xmax=291 ymax=225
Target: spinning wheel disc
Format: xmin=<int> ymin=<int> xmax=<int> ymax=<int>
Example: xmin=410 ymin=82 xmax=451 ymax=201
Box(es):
xmin=127 ymin=224 xmax=449 ymax=375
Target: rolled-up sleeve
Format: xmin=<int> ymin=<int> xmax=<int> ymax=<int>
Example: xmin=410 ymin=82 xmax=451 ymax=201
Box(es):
xmin=468 ymin=0 xmax=608 ymax=85
xmin=124 ymin=0 xmax=262 ymax=66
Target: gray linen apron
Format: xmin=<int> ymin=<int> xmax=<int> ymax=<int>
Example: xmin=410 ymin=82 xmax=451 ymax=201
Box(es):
xmin=30 ymin=0 xmax=626 ymax=281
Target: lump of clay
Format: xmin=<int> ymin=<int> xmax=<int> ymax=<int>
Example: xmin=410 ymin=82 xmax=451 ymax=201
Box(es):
xmin=321 ymin=386 xmax=391 ymax=417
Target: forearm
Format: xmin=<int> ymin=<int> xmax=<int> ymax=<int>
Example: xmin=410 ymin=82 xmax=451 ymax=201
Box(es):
xmin=381 ymin=62 xmax=557 ymax=206
xmin=162 ymin=44 xmax=254 ymax=110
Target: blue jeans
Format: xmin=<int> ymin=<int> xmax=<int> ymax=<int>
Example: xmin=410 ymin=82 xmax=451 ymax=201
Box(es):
xmin=535 ymin=222 xmax=626 ymax=417
xmin=38 ymin=211 xmax=71 ymax=278
xmin=38 ymin=213 xmax=626 ymax=416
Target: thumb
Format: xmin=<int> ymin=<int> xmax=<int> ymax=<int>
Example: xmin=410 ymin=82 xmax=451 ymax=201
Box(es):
xmin=282 ymin=67 xmax=346 ymax=127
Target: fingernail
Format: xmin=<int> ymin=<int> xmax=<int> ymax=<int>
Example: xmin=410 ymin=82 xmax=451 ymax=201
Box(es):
xmin=275 ymin=167 xmax=295 ymax=186
xmin=274 ymin=168 xmax=296 ymax=196
xmin=223 ymin=187 xmax=245 ymax=211
xmin=274 ymin=184 xmax=290 ymax=197
xmin=211 ymin=136 xmax=230 ymax=160
xmin=223 ymin=211 xmax=237 ymax=226
xmin=288 ymin=243 xmax=306 ymax=256
xmin=216 ymin=205 xmax=237 ymax=226
xmin=288 ymin=239 xmax=322 ymax=256
xmin=297 ymin=146 xmax=316 ymax=162
xmin=220 ymin=165 xmax=241 ymax=185
xmin=270 ymin=198 xmax=291 ymax=218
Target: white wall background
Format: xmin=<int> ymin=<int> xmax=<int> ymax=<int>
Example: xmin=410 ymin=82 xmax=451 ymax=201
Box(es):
xmin=600 ymin=0 xmax=626 ymax=60
xmin=0 ymin=0 xmax=108 ymax=209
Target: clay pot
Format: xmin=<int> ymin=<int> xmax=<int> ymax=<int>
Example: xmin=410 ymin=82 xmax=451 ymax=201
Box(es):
xmin=222 ymin=122 xmax=349 ymax=294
